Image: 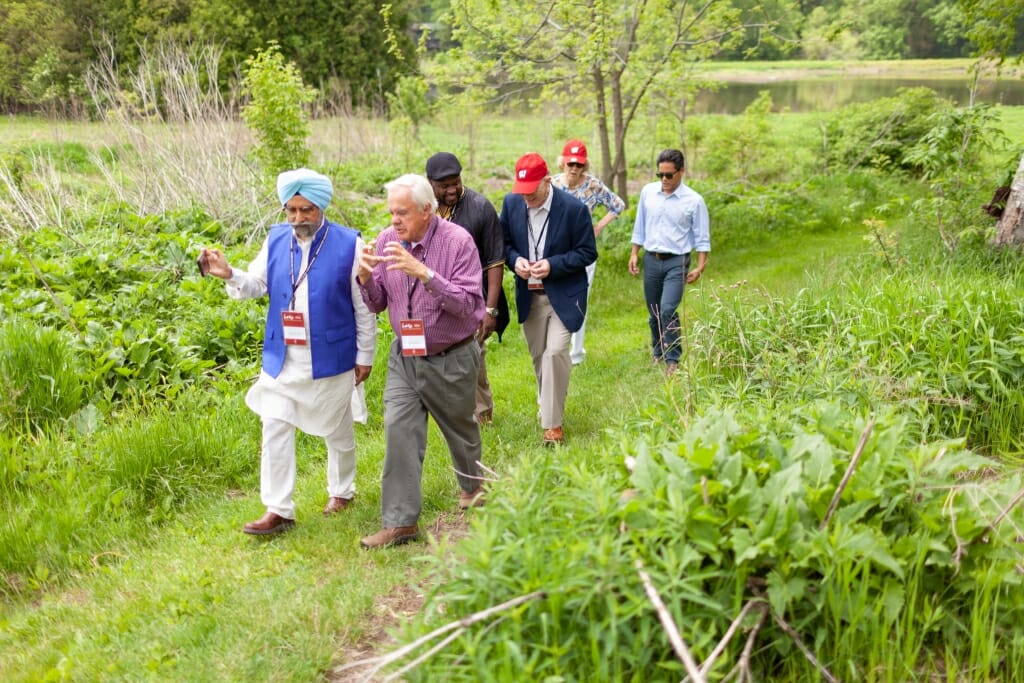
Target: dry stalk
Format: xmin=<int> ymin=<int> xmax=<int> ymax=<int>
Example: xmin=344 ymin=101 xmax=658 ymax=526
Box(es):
xmin=684 ymin=598 xmax=763 ymax=682
xmin=820 ymin=417 xmax=875 ymax=530
xmin=634 ymin=558 xmax=706 ymax=683
xmin=771 ymin=611 xmax=839 ymax=683
xmin=335 ymin=589 xmax=546 ymax=681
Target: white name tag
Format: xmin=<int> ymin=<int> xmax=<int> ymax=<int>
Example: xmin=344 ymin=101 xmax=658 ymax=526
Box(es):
xmin=400 ymin=318 xmax=427 ymax=356
xmin=282 ymin=311 xmax=308 ymax=346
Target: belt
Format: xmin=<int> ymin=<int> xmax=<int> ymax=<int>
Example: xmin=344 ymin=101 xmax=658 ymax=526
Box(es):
xmin=430 ymin=334 xmax=476 ymax=357
xmin=648 ymin=251 xmax=681 ymax=261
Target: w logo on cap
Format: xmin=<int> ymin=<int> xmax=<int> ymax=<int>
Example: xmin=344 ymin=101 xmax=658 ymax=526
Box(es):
xmin=571 ymin=146 xmax=581 ymax=154
xmin=518 ymin=169 xmax=528 ymax=179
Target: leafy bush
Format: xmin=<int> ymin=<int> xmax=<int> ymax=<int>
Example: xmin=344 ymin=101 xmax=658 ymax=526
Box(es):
xmin=824 ymin=87 xmax=953 ymax=174
xmin=401 ymin=404 xmax=1024 ymax=681
xmin=241 ymin=43 xmax=317 ymax=177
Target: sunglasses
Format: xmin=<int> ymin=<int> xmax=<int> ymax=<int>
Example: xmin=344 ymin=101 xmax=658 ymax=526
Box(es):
xmin=655 ymin=171 xmax=679 ymax=180
xmin=567 ymin=162 xmax=585 ymax=168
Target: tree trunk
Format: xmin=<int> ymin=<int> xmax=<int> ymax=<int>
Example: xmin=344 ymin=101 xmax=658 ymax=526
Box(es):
xmin=994 ymin=151 xmax=1024 ymax=246
xmin=592 ymin=65 xmax=612 ymax=185
xmin=609 ymin=71 xmax=629 ymax=205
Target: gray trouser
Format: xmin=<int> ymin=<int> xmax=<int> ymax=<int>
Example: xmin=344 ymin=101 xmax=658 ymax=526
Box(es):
xmin=381 ymin=339 xmax=482 ymax=527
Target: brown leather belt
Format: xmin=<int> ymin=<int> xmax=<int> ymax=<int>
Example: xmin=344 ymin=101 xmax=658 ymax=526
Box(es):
xmin=648 ymin=252 xmax=681 ymax=261
xmin=431 ymin=334 xmax=476 ymax=357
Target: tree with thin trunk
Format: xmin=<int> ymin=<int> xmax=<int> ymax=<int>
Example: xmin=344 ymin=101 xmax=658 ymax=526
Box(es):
xmin=432 ymin=0 xmax=794 ymax=203
xmin=960 ymin=0 xmax=1024 ymax=245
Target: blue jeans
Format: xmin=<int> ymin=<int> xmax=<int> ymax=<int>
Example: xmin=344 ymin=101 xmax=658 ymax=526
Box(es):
xmin=643 ymin=252 xmax=690 ymax=364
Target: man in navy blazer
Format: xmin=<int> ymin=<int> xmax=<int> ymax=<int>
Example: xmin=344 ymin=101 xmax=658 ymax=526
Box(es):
xmin=500 ymin=153 xmax=597 ymax=445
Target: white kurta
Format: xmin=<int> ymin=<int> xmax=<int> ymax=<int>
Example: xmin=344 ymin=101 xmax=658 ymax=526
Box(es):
xmin=225 ymin=232 xmax=377 ymax=435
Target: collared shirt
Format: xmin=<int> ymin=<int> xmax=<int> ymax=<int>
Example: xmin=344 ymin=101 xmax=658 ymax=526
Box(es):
xmin=360 ymin=215 xmax=484 ymax=355
xmin=527 ymin=184 xmax=554 ymax=261
xmin=631 ymin=181 xmax=711 ymax=255
xmin=551 ymin=172 xmax=625 ymax=218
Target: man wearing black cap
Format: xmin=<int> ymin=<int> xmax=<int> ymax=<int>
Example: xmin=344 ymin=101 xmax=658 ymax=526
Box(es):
xmin=425 ymin=152 xmax=508 ymax=425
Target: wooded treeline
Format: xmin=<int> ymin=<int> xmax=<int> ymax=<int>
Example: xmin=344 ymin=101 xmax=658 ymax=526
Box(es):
xmin=1 ymin=0 xmax=1021 ymax=116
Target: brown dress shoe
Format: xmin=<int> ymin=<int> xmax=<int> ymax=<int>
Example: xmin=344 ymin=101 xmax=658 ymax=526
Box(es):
xmin=475 ymin=409 xmax=493 ymax=424
xmin=458 ymin=485 xmax=485 ymax=509
xmin=543 ymin=426 xmax=564 ymax=446
xmin=243 ymin=511 xmax=295 ymax=536
xmin=359 ymin=525 xmax=420 ymax=549
xmin=322 ymin=496 xmax=353 ymax=515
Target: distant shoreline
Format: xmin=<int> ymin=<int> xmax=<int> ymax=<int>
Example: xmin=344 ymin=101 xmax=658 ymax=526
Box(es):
xmin=699 ymin=59 xmax=1022 ymax=83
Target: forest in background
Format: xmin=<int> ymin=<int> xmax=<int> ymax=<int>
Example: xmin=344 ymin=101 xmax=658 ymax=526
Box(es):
xmin=2 ymin=0 xmax=1023 ymax=115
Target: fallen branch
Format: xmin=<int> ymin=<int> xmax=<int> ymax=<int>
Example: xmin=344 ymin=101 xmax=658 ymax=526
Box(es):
xmin=820 ymin=417 xmax=875 ymax=530
xmin=635 ymin=558 xmax=705 ymax=683
xmin=684 ymin=598 xmax=763 ymax=682
xmin=771 ymin=611 xmax=839 ymax=683
xmin=336 ymin=589 xmax=546 ymax=680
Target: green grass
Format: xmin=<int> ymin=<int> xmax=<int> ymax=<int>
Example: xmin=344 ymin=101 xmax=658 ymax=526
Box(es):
xmin=2 ymin=92 xmax=1024 ymax=679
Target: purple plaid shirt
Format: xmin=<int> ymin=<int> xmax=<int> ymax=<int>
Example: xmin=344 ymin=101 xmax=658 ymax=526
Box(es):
xmin=360 ymin=215 xmax=484 ymax=355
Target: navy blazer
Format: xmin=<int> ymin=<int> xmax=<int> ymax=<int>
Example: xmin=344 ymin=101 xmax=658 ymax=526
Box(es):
xmin=500 ymin=186 xmax=597 ymax=333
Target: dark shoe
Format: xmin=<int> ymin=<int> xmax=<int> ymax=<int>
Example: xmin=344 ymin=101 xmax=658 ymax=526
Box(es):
xmin=476 ymin=409 xmax=493 ymax=424
xmin=243 ymin=511 xmax=295 ymax=536
xmin=360 ymin=525 xmax=420 ymax=549
xmin=322 ymin=496 xmax=354 ymax=515
xmin=543 ymin=426 xmax=564 ymax=446
xmin=458 ymin=485 xmax=486 ymax=509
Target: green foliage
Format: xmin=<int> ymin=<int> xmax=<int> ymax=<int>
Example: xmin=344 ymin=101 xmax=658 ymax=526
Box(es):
xmin=0 ymin=319 xmax=84 ymax=434
xmin=824 ymin=87 xmax=954 ymax=173
xmin=240 ymin=43 xmax=317 ymax=178
xmin=903 ymin=103 xmax=1010 ymax=249
xmin=699 ymin=91 xmax=790 ymax=185
xmin=403 ymin=405 xmax=1024 ymax=680
xmin=0 ymin=208 xmax=261 ymax=407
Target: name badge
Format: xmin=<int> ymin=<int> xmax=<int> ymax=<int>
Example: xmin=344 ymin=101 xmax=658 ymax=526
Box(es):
xmin=282 ymin=311 xmax=308 ymax=346
xmin=400 ymin=319 xmax=427 ymax=356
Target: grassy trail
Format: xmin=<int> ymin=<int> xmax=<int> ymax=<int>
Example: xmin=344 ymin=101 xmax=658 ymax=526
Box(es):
xmin=0 ymin=214 xmax=868 ymax=681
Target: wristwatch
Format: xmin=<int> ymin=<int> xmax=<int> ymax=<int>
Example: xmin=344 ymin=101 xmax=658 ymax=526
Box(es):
xmin=485 ymin=307 xmax=499 ymax=318
xmin=424 ymin=268 xmax=435 ymax=284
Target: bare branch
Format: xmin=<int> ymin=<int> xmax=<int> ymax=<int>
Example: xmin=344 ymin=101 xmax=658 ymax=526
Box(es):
xmin=820 ymin=417 xmax=875 ymax=530
xmin=635 ymin=559 xmax=706 ymax=683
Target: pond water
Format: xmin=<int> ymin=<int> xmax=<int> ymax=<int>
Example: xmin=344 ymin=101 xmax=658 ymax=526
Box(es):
xmin=692 ymin=77 xmax=1024 ymax=114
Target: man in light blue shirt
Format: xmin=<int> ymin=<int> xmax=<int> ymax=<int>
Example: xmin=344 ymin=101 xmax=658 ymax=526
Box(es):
xmin=629 ymin=149 xmax=710 ymax=374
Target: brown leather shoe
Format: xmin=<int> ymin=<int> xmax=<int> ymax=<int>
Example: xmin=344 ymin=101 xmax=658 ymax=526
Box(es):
xmin=360 ymin=525 xmax=420 ymax=549
xmin=543 ymin=426 xmax=564 ymax=446
xmin=476 ymin=409 xmax=493 ymax=424
xmin=322 ymin=496 xmax=353 ymax=515
xmin=242 ymin=511 xmax=295 ymax=536
xmin=458 ymin=485 xmax=485 ymax=509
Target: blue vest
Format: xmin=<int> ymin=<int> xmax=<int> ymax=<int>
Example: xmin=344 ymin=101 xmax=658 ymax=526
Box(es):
xmin=262 ymin=222 xmax=359 ymax=379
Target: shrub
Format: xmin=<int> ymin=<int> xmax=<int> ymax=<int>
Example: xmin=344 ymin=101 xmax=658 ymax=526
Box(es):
xmin=241 ymin=43 xmax=317 ymax=178
xmin=824 ymin=87 xmax=953 ymax=174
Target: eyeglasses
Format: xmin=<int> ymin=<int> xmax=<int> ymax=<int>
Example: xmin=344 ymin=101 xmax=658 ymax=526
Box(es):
xmin=655 ymin=171 xmax=679 ymax=180
xmin=567 ymin=162 xmax=585 ymax=168
xmin=284 ymin=204 xmax=319 ymax=217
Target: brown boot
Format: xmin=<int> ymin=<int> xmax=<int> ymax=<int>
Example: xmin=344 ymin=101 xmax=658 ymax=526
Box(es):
xmin=458 ymin=485 xmax=486 ymax=509
xmin=242 ymin=511 xmax=295 ymax=536
xmin=359 ymin=525 xmax=420 ymax=549
xmin=322 ymin=496 xmax=353 ymax=515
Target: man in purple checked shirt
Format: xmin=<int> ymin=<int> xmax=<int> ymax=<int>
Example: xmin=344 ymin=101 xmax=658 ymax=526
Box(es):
xmin=356 ymin=173 xmax=487 ymax=549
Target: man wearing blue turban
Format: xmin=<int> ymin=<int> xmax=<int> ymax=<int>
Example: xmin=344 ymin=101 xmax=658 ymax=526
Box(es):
xmin=199 ymin=168 xmax=377 ymax=535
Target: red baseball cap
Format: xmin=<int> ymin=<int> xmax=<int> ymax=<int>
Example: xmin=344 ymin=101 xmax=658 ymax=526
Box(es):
xmin=562 ymin=139 xmax=587 ymax=165
xmin=512 ymin=153 xmax=549 ymax=194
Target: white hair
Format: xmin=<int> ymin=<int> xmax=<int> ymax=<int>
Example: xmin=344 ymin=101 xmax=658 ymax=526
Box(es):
xmin=385 ymin=174 xmax=438 ymax=213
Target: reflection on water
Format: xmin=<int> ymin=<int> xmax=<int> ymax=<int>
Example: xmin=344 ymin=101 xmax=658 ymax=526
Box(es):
xmin=693 ymin=78 xmax=1024 ymax=114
